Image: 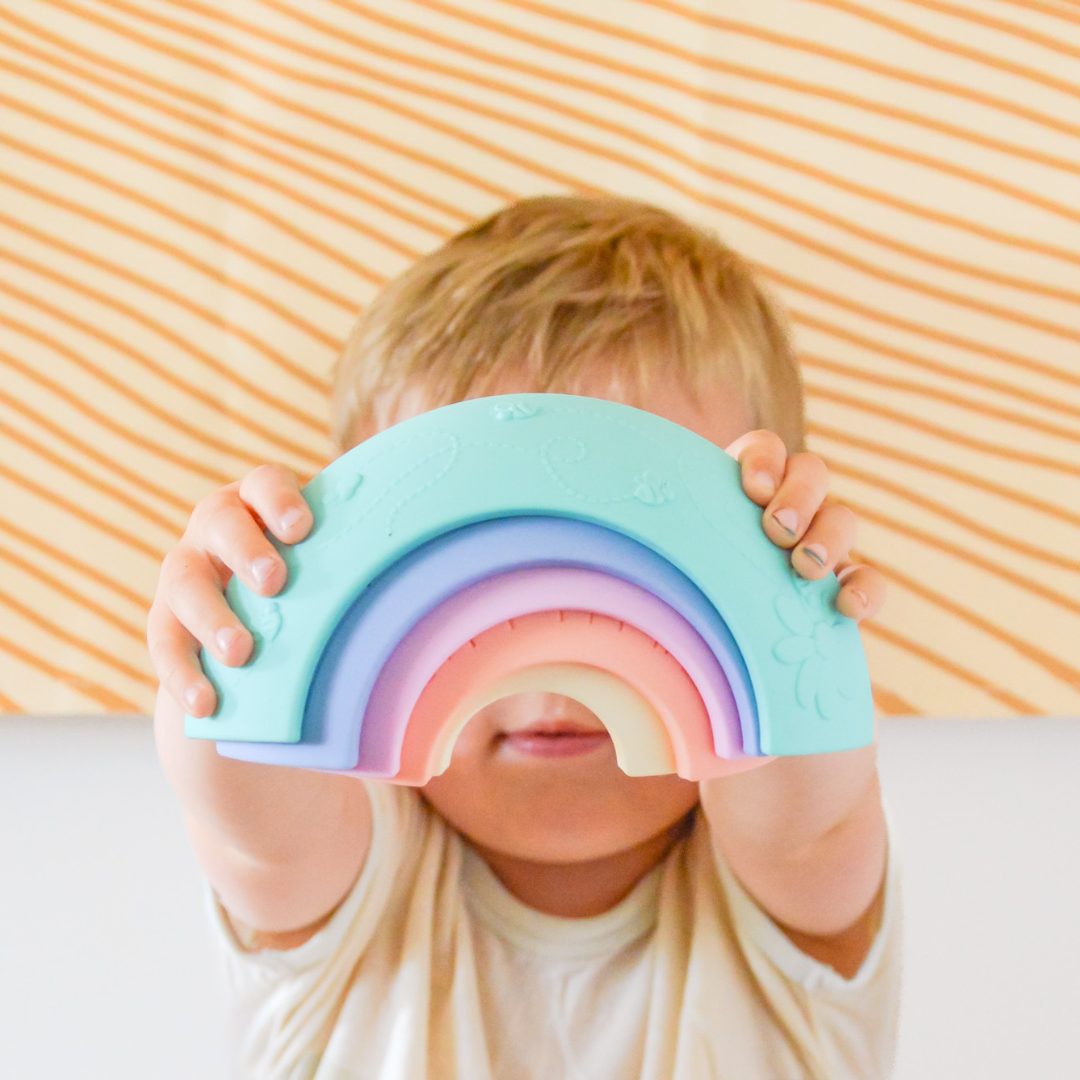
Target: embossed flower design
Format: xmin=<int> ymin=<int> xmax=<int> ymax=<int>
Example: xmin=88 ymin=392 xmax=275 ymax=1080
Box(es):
xmin=771 ymin=578 xmax=858 ymax=720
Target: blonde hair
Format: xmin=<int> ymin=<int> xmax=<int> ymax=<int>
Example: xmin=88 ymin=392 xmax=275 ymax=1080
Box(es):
xmin=330 ymin=194 xmax=806 ymax=455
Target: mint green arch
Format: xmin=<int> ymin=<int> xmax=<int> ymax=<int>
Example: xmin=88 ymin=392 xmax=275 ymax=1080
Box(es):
xmin=186 ymin=394 xmax=873 ymax=757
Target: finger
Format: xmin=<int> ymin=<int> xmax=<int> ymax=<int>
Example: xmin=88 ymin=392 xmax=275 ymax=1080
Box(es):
xmin=193 ymin=488 xmax=290 ymax=597
xmin=156 ymin=544 xmax=254 ymax=670
xmin=833 ymin=562 xmax=887 ymax=622
xmin=788 ymin=502 xmax=858 ymax=580
xmin=147 ymin=597 xmax=220 ymax=717
xmin=724 ymin=429 xmax=788 ymax=506
xmin=237 ymin=464 xmax=313 ymax=544
xmin=761 ymin=452 xmax=830 ymax=549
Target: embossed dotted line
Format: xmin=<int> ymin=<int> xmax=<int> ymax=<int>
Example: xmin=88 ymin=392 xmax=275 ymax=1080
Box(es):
xmin=321 ymin=433 xmax=460 ymax=539
xmin=309 ymin=427 xmax=462 ymax=514
xmin=465 ymin=440 xmax=543 ymax=456
xmin=345 ymin=427 xmax=461 ymax=474
xmin=544 ymin=402 xmax=674 ymax=450
xmin=539 ymin=437 xmax=637 ymax=506
xmin=384 ymin=438 xmax=461 ymax=537
xmin=675 ymin=449 xmax=781 ymax=583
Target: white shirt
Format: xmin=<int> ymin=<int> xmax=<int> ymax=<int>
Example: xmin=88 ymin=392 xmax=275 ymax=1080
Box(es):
xmin=206 ymin=780 xmax=903 ymax=1080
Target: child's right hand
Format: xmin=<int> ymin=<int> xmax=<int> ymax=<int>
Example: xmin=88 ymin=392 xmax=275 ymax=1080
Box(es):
xmin=147 ymin=464 xmax=314 ymax=718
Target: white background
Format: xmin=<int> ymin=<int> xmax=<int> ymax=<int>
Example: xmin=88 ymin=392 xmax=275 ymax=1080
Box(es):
xmin=1 ymin=715 xmax=1078 ymax=1078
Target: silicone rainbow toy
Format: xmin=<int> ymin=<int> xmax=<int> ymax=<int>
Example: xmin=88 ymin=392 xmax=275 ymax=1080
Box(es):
xmin=185 ymin=393 xmax=873 ymax=783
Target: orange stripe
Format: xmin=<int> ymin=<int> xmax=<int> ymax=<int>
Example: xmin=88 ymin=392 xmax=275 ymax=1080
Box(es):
xmin=807 ymin=0 xmax=1080 ymax=100
xmin=0 ymin=196 xmax=335 ymax=410
xmin=0 ymin=126 xmax=354 ymax=327
xmin=809 ymin=422 xmax=1080 ymax=531
xmin=177 ymin=0 xmax=1080 ymax=348
xmin=0 ymin=542 xmax=145 ymax=643
xmin=0 ymin=632 xmax=141 ymax=712
xmin=0 ymin=210 xmax=332 ymax=425
xmin=808 ymin=384 xmax=1080 ymax=478
xmin=0 ymin=309 xmax=273 ymax=475
xmin=0 ymin=347 xmax=234 ymax=487
xmin=62 ymin=0 xmax=587 ymax=194
xmin=0 ymin=516 xmax=147 ymax=609
xmin=0 ymin=200 xmax=328 ymax=436
xmin=455 ymin=0 xmax=1080 ymax=183
xmin=85 ymin=0 xmax=1080 ymax=346
xmin=870 ymin=685 xmax=922 ymax=717
xmin=0 ymin=417 xmax=185 ymax=537
xmin=807 ymin=358 xmax=1080 ymax=447
xmin=823 ymin=456 xmax=1080 ymax=577
xmin=642 ymin=0 xmax=1080 ymax=142
xmin=0 ymin=458 xmax=166 ymax=562
xmin=417 ymin=0 xmax=1080 ymax=280
xmin=854 ymin=549 xmax=1080 ymax=692
xmin=0 ymin=90 xmax=390 ymax=291
xmin=897 ymin=0 xmax=1080 ymax=64
xmin=993 ymin=0 xmax=1080 ymax=28
xmin=770 ymin=268 xmax=1080 ymax=393
xmin=0 ymin=55 xmax=424 ymax=263
xmin=0 ymin=278 xmax=324 ymax=470
xmin=12 ymin=25 xmax=1075 ymax=425
xmin=0 ymin=384 xmax=193 ymax=515
xmin=0 ymin=687 xmax=22 ymax=712
xmin=858 ymin=620 xmax=1043 ymax=715
xmin=14 ymin=2 xmax=517 ymax=204
xmin=0 ymin=18 xmax=467 ymax=232
xmin=802 ymin=355 xmax=1080 ymax=446
xmin=184 ymin=0 xmax=1080 ymax=306
xmin=46 ymin=0 xmax=1080 ymax=379
xmin=842 ymin=496 xmax=1080 ymax=619
xmin=792 ymin=310 xmax=1080 ymax=427
xmin=0 ymin=588 xmax=153 ymax=686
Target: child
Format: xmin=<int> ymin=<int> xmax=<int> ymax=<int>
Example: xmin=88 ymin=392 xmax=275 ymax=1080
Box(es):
xmin=150 ymin=195 xmax=900 ymax=1080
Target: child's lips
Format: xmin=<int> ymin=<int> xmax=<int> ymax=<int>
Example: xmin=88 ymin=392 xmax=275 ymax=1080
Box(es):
xmin=499 ymin=722 xmax=611 ymax=758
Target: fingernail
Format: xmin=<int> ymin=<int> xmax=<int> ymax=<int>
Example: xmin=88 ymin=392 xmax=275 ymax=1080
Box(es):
xmin=183 ymin=684 xmax=202 ymax=711
xmin=750 ymin=471 xmax=776 ymax=497
xmin=800 ymin=543 xmax=828 ymax=567
xmin=216 ymin=627 xmax=239 ymax=653
xmin=771 ymin=507 xmax=799 ymax=536
xmin=252 ymin=556 xmax=277 ymax=586
xmin=280 ymin=507 xmax=305 ymax=531
xmin=850 ymin=589 xmax=868 ymax=608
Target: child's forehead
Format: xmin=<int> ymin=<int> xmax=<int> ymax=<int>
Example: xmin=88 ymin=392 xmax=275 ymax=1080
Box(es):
xmin=348 ymin=368 xmax=754 ymax=454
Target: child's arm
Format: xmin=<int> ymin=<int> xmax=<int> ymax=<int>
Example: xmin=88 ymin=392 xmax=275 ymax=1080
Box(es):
xmin=700 ymin=739 xmax=887 ymax=980
xmin=149 ymin=465 xmax=372 ymax=948
xmin=700 ymin=432 xmax=890 ymax=980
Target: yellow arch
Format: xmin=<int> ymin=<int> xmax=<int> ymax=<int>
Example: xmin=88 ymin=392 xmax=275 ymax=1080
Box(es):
xmin=432 ymin=663 xmax=677 ymax=777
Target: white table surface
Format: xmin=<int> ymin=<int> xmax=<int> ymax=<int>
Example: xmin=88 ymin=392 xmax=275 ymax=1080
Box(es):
xmin=1 ymin=714 xmax=1078 ymax=1079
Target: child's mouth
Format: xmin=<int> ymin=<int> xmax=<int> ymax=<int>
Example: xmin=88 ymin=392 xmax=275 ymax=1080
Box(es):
xmin=498 ymin=722 xmax=611 ymax=758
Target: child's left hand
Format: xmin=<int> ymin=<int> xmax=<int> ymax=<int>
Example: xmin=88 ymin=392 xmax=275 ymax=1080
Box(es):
xmin=724 ymin=431 xmax=886 ymax=623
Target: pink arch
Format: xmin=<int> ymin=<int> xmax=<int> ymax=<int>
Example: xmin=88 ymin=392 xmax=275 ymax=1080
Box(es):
xmin=345 ymin=567 xmax=773 ymax=784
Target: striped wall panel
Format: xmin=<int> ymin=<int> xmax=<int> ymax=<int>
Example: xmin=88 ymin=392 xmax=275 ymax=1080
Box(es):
xmin=0 ymin=0 xmax=1077 ymax=717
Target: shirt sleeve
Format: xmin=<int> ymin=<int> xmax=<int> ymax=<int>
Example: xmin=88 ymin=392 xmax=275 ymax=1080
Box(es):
xmin=709 ymin=789 xmax=904 ymax=1080
xmin=202 ymin=779 xmax=427 ymax=1077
